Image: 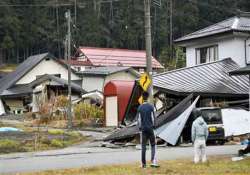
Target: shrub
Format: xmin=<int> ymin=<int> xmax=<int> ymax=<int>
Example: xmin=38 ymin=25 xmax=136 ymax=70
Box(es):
xmin=74 ymin=102 xmax=104 ymax=120
xmin=48 ymin=129 xmax=65 ymax=135
xmin=50 ymin=139 xmax=64 ymax=148
xmin=0 ymin=139 xmax=26 ymax=153
xmin=41 ymin=137 xmax=51 ymax=145
xmin=55 ymin=95 xmax=69 ymax=108
xmin=55 ymin=95 xmax=69 ymax=120
xmin=67 ymin=131 xmax=81 ymax=138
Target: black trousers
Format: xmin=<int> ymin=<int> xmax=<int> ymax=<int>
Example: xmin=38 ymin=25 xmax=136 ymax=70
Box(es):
xmin=141 ymin=129 xmax=156 ymax=165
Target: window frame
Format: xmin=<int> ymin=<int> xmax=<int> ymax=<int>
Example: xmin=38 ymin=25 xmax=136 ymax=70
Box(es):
xmin=195 ymin=45 xmax=218 ymax=65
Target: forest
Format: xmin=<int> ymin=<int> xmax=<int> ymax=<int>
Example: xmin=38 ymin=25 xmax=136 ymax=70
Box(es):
xmin=0 ymin=0 xmax=250 ymax=69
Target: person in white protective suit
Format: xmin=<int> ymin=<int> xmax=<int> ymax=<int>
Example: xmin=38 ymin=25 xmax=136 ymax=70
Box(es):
xmin=191 ymin=109 xmax=209 ymax=163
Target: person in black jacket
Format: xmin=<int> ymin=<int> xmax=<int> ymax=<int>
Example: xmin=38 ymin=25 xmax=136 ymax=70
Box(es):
xmin=137 ymin=91 xmax=159 ymax=168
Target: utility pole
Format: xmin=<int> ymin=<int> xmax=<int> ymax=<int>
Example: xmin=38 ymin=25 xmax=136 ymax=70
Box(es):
xmin=74 ymin=0 xmax=77 ymax=25
xmin=56 ymin=0 xmax=61 ymax=58
xmin=144 ymin=0 xmax=153 ymax=101
xmin=169 ymin=0 xmax=173 ymax=60
xmin=65 ymin=10 xmax=72 ymax=129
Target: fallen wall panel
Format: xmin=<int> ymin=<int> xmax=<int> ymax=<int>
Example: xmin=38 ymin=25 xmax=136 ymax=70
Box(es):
xmin=104 ymin=94 xmax=193 ymax=142
xmin=155 ymin=96 xmax=199 ymax=145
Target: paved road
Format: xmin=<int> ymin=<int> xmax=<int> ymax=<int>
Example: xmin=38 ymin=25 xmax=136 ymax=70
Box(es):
xmin=0 ymin=144 xmax=243 ymax=174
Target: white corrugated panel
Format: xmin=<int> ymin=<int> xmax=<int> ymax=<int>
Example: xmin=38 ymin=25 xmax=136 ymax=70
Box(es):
xmin=0 ymin=98 xmax=6 ymax=115
xmin=155 ymin=96 xmax=200 ymax=145
xmin=222 ymin=108 xmax=250 ymax=137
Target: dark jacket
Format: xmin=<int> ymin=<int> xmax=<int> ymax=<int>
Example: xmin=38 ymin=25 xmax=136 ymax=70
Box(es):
xmin=137 ymin=102 xmax=155 ymax=131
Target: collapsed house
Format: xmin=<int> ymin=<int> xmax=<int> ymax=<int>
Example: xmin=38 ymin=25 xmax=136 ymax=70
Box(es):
xmin=104 ymin=58 xmax=249 ymax=144
xmin=30 ymin=74 xmax=85 ymax=112
xmin=0 ymin=53 xmax=82 ymax=115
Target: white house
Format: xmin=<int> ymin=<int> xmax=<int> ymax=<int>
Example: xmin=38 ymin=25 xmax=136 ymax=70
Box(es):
xmin=76 ymin=66 xmax=140 ymax=92
xmin=0 ymin=53 xmax=81 ymax=114
xmin=175 ymin=13 xmax=250 ymax=67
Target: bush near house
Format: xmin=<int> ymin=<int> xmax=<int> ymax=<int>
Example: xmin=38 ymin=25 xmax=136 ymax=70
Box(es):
xmin=27 ymin=95 xmax=104 ymax=128
xmin=74 ymin=102 xmax=104 ymax=126
xmin=0 ymin=139 xmax=26 ymax=153
xmin=55 ymin=95 xmax=69 ymax=120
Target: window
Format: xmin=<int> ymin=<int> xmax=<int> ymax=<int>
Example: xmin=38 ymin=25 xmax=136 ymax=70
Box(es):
xmin=196 ymin=45 xmax=218 ymax=64
xmin=139 ymin=68 xmax=145 ymax=74
xmin=201 ymin=109 xmax=223 ymax=124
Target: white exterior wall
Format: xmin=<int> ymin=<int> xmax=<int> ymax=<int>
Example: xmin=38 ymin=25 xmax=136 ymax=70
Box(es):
xmin=219 ymin=38 xmax=245 ymax=67
xmin=186 ymin=46 xmax=196 ymax=67
xmin=104 ymin=71 xmax=137 ymax=86
xmin=82 ymin=76 xmax=105 ymax=92
xmin=186 ymin=37 xmax=247 ymax=67
xmin=82 ymin=71 xmax=137 ymax=92
xmin=16 ymin=59 xmax=80 ymax=84
xmin=246 ymin=39 xmax=250 ymax=64
xmin=105 ymin=96 xmax=118 ymax=127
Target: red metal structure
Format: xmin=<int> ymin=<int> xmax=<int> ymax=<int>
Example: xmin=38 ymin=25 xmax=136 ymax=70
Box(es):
xmin=104 ymin=80 xmax=135 ymax=126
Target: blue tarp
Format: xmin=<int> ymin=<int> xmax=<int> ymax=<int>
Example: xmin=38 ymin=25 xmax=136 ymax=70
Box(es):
xmin=0 ymin=127 xmax=23 ymax=132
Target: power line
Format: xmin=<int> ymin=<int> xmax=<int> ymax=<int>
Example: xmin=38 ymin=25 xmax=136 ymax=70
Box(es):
xmin=0 ymin=4 xmax=74 ymax=7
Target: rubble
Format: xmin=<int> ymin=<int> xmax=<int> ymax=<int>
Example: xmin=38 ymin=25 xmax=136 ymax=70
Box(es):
xmin=104 ymin=94 xmax=193 ymax=142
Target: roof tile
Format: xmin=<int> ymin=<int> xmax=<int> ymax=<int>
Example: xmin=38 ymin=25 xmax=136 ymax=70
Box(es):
xmin=77 ymin=47 xmax=164 ymax=69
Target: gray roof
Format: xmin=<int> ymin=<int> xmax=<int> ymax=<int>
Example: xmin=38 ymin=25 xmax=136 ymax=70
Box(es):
xmin=229 ymin=65 xmax=250 ymax=76
xmin=30 ymin=74 xmax=85 ymax=93
xmin=0 ymin=74 xmax=85 ymax=97
xmin=0 ymin=84 xmax=32 ymax=97
xmin=77 ymin=66 xmax=140 ymax=77
xmin=153 ymin=58 xmax=249 ymax=96
xmin=0 ymin=53 xmax=55 ymax=95
xmin=175 ymin=15 xmax=250 ymax=43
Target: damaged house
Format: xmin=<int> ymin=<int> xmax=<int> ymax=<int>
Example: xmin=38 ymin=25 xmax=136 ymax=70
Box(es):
xmin=0 ymin=53 xmax=82 ymax=115
xmin=105 ymin=59 xmax=249 ymax=143
xmin=105 ymin=14 xmax=250 ymax=144
xmin=30 ymin=74 xmax=85 ymax=113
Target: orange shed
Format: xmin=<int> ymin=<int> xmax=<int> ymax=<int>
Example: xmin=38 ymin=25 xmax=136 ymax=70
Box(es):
xmin=104 ymin=80 xmax=135 ymax=126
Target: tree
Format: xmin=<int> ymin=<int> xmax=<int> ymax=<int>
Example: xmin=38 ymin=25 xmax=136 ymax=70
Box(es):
xmin=0 ymin=0 xmax=250 ymax=67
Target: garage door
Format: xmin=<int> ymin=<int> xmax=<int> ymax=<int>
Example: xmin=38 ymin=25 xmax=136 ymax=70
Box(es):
xmin=105 ymin=96 xmax=118 ymax=126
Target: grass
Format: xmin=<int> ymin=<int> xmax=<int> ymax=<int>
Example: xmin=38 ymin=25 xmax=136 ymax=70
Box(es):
xmin=0 ymin=128 xmax=87 ymax=154
xmin=0 ymin=120 xmax=89 ymax=154
xmin=0 ymin=139 xmax=26 ymax=153
xmin=19 ymin=156 xmax=250 ymax=175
